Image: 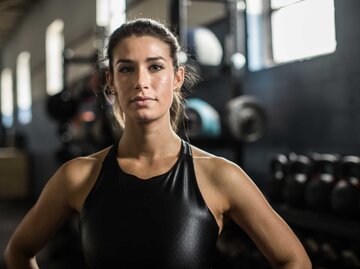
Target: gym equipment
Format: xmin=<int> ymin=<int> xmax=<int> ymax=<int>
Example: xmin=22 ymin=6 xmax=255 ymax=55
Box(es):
xmin=305 ymin=153 xmax=339 ymax=213
xmin=330 ymin=155 xmax=360 ymax=218
xmin=282 ymin=154 xmax=312 ymax=208
xmin=224 ymin=95 xmax=266 ymax=143
xmin=265 ymin=153 xmax=289 ymax=204
xmin=319 ymin=239 xmax=341 ymax=268
xmin=341 ymin=244 xmax=360 ymax=268
xmin=46 ymin=90 xmax=79 ymax=122
xmin=184 ymin=98 xmax=221 ymax=138
xmin=302 ymin=234 xmax=321 ymax=265
xmin=187 ymin=27 xmax=223 ymax=67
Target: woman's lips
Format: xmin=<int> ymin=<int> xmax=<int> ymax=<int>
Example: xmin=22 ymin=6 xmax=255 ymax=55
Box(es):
xmin=130 ymin=96 xmax=156 ymax=105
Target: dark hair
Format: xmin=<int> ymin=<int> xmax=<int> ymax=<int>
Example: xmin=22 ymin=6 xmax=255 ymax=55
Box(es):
xmin=104 ymin=18 xmax=199 ymax=132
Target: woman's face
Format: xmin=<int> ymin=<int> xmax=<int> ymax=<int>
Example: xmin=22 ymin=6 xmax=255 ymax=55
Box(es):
xmin=107 ymin=35 xmax=184 ymax=126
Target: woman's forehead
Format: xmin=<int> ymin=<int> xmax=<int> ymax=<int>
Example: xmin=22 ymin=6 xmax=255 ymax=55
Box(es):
xmin=113 ymin=36 xmax=171 ymax=59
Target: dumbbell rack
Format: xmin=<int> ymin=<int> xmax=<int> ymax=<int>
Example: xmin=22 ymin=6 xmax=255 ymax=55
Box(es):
xmin=272 ymin=203 xmax=360 ymax=241
xmin=265 ymin=152 xmax=360 ymax=268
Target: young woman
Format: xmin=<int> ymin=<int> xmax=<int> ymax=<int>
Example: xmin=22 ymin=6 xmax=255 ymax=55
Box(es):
xmin=4 ymin=18 xmax=311 ymax=269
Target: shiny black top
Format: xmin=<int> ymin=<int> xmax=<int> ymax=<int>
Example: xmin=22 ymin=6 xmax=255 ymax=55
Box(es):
xmin=80 ymin=140 xmax=219 ymax=268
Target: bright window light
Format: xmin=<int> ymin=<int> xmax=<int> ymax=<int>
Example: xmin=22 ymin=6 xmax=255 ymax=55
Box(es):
xmin=96 ymin=0 xmax=126 ymax=33
xmin=1 ymin=69 xmax=14 ymax=128
xmin=271 ymin=0 xmax=336 ymax=63
xmin=46 ymin=19 xmax=64 ymax=96
xmin=17 ymin=51 xmax=32 ymax=124
xmin=247 ymin=0 xmax=336 ymax=71
xmin=247 ymin=0 xmax=263 ymax=14
xmin=96 ymin=0 xmax=110 ymax=27
xmin=246 ymin=0 xmax=266 ymax=71
xmin=271 ymin=0 xmax=302 ymax=9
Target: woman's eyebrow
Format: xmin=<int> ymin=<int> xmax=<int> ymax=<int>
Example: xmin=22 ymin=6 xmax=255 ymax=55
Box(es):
xmin=116 ymin=58 xmax=133 ymax=65
xmin=146 ymin=56 xmax=166 ymax=62
xmin=116 ymin=56 xmax=167 ymax=65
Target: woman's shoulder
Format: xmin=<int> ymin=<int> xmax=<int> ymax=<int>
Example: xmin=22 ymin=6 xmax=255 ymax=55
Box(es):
xmin=60 ymin=145 xmax=113 ymax=176
xmin=190 ymin=144 xmax=243 ymax=179
xmin=189 ymin=143 xmax=251 ymax=215
xmin=53 ymin=145 xmax=114 ymax=211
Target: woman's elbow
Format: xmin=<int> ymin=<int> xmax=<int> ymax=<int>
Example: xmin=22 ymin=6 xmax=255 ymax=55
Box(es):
xmin=282 ymin=255 xmax=312 ymax=269
xmin=4 ymin=242 xmax=15 ymax=266
xmin=4 ymin=241 xmax=37 ymax=269
xmin=300 ymin=254 xmax=312 ymax=269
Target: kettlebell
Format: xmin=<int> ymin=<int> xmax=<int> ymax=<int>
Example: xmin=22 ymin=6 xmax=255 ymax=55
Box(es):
xmin=305 ymin=153 xmax=339 ymax=213
xmin=330 ymin=155 xmax=360 ymax=218
xmin=283 ymin=154 xmax=312 ymax=208
xmin=265 ymin=153 xmax=289 ymax=204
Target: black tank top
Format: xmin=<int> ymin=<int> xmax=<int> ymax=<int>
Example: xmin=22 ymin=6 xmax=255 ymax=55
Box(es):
xmin=80 ymin=140 xmax=219 ymax=268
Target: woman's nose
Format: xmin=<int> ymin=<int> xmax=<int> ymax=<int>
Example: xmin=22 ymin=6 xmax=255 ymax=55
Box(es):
xmin=134 ymin=67 xmax=149 ymax=90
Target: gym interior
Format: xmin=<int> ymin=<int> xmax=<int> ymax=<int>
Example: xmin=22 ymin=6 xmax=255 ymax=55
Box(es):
xmin=0 ymin=0 xmax=359 ymax=268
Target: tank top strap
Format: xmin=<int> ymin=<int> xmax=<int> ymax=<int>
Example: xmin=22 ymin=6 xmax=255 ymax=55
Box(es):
xmin=182 ymin=139 xmax=193 ymax=156
xmin=80 ymin=144 xmax=119 ymax=218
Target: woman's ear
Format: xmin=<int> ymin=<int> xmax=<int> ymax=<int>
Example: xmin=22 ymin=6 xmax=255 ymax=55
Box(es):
xmin=174 ymin=65 xmax=185 ymax=90
xmin=106 ymin=70 xmax=114 ymax=90
xmin=104 ymin=70 xmax=117 ymax=105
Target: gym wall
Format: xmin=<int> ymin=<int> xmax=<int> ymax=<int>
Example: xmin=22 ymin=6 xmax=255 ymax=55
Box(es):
xmin=0 ymin=0 xmax=227 ymax=197
xmin=241 ymin=0 xmax=360 ymax=186
xmin=1 ymin=0 xmax=96 ymax=197
xmin=1 ymin=0 xmax=359 ymax=197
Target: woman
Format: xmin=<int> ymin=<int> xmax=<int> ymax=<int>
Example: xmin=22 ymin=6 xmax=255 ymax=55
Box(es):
xmin=4 ymin=18 xmax=311 ymax=269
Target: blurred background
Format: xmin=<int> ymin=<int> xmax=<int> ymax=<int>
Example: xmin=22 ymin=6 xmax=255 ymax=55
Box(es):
xmin=0 ymin=0 xmax=359 ymax=268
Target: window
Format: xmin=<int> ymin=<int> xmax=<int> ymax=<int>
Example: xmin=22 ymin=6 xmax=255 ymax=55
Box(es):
xmin=247 ymin=0 xmax=336 ymax=71
xmin=96 ymin=0 xmax=126 ymax=33
xmin=1 ymin=69 xmax=14 ymax=128
xmin=17 ymin=51 xmax=32 ymax=124
xmin=46 ymin=19 xmax=64 ymax=96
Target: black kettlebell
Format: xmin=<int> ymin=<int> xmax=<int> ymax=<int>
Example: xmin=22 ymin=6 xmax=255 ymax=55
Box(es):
xmin=330 ymin=155 xmax=360 ymax=218
xmin=265 ymin=153 xmax=289 ymax=204
xmin=283 ymin=154 xmax=312 ymax=208
xmin=305 ymin=153 xmax=339 ymax=213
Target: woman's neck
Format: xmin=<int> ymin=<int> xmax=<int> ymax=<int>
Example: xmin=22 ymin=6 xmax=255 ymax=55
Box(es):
xmin=117 ymin=120 xmax=181 ymax=159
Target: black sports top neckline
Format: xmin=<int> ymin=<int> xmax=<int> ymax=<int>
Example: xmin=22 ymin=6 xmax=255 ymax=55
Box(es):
xmin=80 ymin=139 xmax=219 ymax=268
xmin=115 ymin=139 xmax=184 ymax=182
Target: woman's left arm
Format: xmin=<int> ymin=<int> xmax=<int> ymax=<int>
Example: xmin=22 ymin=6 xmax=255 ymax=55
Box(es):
xmin=216 ymin=158 xmax=311 ymax=269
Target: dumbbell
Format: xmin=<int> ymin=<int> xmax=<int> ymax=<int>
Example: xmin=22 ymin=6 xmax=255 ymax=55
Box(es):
xmin=301 ymin=233 xmax=322 ymax=265
xmin=330 ymin=155 xmax=360 ymax=218
xmin=305 ymin=153 xmax=339 ymax=213
xmin=319 ymin=239 xmax=342 ymax=268
xmin=340 ymin=244 xmax=360 ymax=268
xmin=282 ymin=154 xmax=312 ymax=208
xmin=265 ymin=153 xmax=289 ymax=204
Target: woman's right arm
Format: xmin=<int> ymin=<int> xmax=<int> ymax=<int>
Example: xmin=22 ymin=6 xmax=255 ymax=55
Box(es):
xmin=3 ymin=160 xmax=82 ymax=269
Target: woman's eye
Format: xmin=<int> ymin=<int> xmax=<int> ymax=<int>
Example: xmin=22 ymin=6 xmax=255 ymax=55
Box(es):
xmin=149 ymin=64 xmax=164 ymax=71
xmin=118 ymin=66 xmax=133 ymax=73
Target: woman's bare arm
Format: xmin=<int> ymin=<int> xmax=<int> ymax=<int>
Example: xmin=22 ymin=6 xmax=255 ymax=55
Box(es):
xmin=214 ymin=158 xmax=311 ymax=269
xmin=3 ymin=156 xmax=98 ymax=269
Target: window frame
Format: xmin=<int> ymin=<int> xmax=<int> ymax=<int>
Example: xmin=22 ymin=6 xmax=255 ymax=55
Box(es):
xmin=246 ymin=0 xmax=336 ymax=71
